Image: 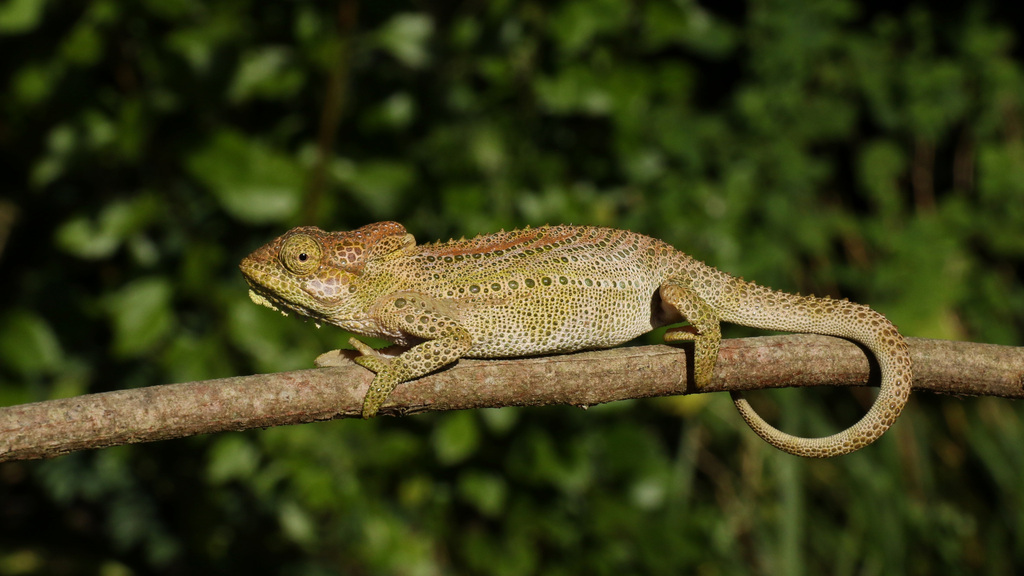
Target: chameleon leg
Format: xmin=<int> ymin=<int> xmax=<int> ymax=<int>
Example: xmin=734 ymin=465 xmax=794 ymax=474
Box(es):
xmin=354 ymin=293 xmax=473 ymax=418
xmin=659 ymin=283 xmax=722 ymax=388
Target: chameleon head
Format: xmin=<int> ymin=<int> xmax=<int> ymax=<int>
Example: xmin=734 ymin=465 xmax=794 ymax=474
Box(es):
xmin=238 ymin=222 xmax=415 ymax=326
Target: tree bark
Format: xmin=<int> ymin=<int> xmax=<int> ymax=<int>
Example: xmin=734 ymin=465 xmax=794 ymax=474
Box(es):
xmin=0 ymin=335 xmax=1021 ymax=462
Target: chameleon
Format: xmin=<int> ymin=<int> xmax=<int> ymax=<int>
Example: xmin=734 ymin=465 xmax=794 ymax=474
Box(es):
xmin=240 ymin=222 xmax=912 ymax=458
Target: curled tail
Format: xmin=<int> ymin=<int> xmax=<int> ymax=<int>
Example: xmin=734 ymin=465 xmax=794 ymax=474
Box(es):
xmin=697 ymin=267 xmax=913 ymax=458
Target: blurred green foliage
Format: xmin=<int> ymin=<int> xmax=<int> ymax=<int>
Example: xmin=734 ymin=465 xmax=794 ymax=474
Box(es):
xmin=1 ymin=0 xmax=1023 ymax=574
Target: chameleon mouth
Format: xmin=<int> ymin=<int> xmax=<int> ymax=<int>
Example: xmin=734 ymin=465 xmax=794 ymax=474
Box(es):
xmin=248 ymin=289 xmax=285 ymax=315
xmin=243 ymin=278 xmax=311 ymax=317
xmin=244 ymin=282 xmax=335 ymax=328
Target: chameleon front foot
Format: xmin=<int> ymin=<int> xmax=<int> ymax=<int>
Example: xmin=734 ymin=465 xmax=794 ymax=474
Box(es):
xmin=360 ymin=372 xmax=403 ymax=418
xmin=348 ymin=337 xmax=404 ymax=418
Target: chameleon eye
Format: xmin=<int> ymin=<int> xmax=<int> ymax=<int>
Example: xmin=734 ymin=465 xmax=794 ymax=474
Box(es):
xmin=280 ymin=233 xmax=322 ymax=276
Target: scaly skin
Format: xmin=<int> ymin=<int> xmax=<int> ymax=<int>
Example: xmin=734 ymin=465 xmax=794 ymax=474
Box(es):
xmin=240 ymin=222 xmax=912 ymax=457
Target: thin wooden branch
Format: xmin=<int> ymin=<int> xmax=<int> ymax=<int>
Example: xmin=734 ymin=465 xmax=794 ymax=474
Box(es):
xmin=0 ymin=336 xmax=1021 ymax=462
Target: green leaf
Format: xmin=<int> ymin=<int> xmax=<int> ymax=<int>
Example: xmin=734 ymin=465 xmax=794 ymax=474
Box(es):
xmin=332 ymin=159 xmax=414 ymax=218
xmin=642 ymin=2 xmax=736 ymax=56
xmin=479 ymin=407 xmax=518 ymax=435
xmin=60 ymin=21 xmax=104 ymax=66
xmin=549 ymin=0 xmax=631 ymax=56
xmin=432 ymin=411 xmax=480 ymax=465
xmin=902 ymin=60 xmax=968 ymax=141
xmin=534 ymin=66 xmax=612 ymax=115
xmin=375 ymin=13 xmax=433 ymax=69
xmin=278 ymin=500 xmax=317 ymax=547
xmin=207 ymin=435 xmax=261 ymax=484
xmin=229 ymin=46 xmax=304 ymax=103
xmin=29 ymin=124 xmax=75 ymax=188
xmin=0 ymin=311 xmax=63 ymax=376
xmin=104 ymin=277 xmax=175 ymax=358
xmin=0 ymin=0 xmax=47 ymax=35
xmin=857 ymin=140 xmax=906 ymax=218
xmin=363 ymin=92 xmax=417 ymax=130
xmin=55 ymin=195 xmax=161 ymax=260
xmin=11 ymin=61 xmax=59 ymax=105
xmin=458 ymin=471 xmax=508 ymax=518
xmin=187 ymin=129 xmax=303 ymax=224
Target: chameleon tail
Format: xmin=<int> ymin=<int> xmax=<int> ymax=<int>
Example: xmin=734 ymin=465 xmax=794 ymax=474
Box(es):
xmin=706 ymin=270 xmax=912 ymax=458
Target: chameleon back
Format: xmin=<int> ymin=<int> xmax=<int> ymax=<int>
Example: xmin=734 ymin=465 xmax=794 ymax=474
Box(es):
xmin=369 ymin=225 xmax=679 ymax=357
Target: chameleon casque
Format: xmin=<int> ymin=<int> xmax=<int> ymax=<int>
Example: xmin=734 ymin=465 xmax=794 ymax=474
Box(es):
xmin=240 ymin=222 xmax=912 ymax=458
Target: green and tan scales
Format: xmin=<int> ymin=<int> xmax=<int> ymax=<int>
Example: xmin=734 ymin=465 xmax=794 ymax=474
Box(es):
xmin=240 ymin=222 xmax=912 ymax=458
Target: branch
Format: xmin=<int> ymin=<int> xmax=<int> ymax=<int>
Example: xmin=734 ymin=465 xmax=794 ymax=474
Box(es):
xmin=1 ymin=336 xmax=1021 ymax=462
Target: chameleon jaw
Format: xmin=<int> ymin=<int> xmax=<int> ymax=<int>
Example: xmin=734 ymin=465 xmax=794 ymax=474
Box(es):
xmin=247 ymin=287 xmax=334 ymax=329
xmin=248 ymin=289 xmax=288 ymax=317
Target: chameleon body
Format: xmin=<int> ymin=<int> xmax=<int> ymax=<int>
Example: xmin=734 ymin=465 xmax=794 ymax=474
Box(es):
xmin=240 ymin=222 xmax=912 ymax=458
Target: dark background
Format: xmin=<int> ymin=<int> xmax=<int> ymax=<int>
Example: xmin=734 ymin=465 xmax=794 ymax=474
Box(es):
xmin=1 ymin=0 xmax=1023 ymax=574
